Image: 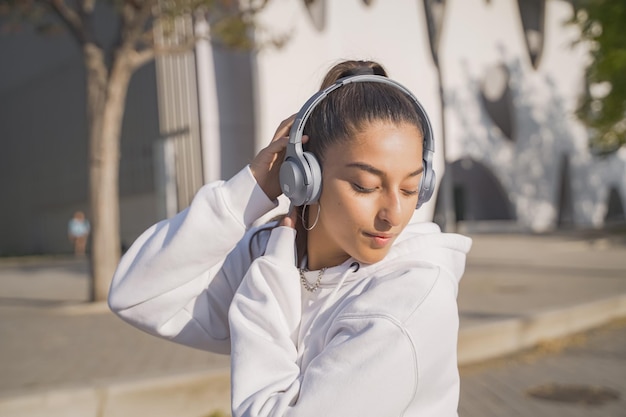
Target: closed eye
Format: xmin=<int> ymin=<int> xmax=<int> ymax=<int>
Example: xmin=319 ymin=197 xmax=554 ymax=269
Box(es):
xmin=351 ymin=183 xmax=376 ymax=194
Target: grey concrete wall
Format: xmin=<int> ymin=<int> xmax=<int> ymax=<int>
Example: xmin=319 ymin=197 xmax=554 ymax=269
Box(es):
xmin=0 ymin=25 xmax=160 ymax=255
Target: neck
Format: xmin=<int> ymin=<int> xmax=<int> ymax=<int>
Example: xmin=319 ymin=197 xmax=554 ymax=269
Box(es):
xmin=295 ymin=205 xmax=350 ymax=271
xmin=305 ymin=228 xmax=350 ymax=271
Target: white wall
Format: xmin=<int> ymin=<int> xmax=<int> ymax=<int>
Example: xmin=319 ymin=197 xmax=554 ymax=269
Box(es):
xmin=248 ymin=0 xmax=625 ymax=231
xmin=253 ymin=0 xmax=441 ymax=221
xmin=442 ymin=0 xmax=625 ymax=230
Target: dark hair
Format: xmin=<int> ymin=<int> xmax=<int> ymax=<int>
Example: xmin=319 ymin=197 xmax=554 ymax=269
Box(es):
xmin=319 ymin=60 xmax=388 ymax=89
xmin=304 ymin=60 xmax=425 ymax=163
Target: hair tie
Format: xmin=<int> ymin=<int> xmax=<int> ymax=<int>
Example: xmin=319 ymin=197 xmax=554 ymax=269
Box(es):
xmin=352 ymin=67 xmax=375 ymax=76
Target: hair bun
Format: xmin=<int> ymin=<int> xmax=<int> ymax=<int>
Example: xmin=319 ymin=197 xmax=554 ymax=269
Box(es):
xmin=319 ymin=60 xmax=388 ymax=89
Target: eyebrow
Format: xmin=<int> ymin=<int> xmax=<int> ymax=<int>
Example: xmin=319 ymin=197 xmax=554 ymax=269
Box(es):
xmin=345 ymin=162 xmax=424 ymax=178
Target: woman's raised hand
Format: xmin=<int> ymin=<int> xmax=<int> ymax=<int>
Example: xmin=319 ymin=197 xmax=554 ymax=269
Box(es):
xmin=250 ymin=115 xmax=306 ymax=201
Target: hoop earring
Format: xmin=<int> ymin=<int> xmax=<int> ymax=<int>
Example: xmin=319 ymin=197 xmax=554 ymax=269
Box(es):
xmin=301 ymin=204 xmax=321 ymax=231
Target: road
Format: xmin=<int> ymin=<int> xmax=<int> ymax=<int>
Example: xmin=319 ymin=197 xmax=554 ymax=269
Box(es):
xmin=458 ymin=318 xmax=626 ymax=417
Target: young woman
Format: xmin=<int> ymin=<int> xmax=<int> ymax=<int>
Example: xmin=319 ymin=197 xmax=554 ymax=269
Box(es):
xmin=108 ymin=60 xmax=472 ymax=417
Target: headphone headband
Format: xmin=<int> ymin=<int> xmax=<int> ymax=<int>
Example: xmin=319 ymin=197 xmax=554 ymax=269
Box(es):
xmin=280 ymin=74 xmax=436 ymax=208
xmin=289 ymin=75 xmax=434 ymax=153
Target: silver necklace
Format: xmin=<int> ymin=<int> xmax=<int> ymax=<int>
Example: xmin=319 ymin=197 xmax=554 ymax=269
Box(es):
xmin=299 ymin=267 xmax=327 ymax=292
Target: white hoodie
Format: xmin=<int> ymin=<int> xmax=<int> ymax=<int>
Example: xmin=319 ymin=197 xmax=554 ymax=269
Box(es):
xmin=108 ymin=166 xmax=472 ymax=417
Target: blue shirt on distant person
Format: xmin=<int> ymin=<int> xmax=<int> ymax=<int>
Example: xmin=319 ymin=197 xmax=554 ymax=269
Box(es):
xmin=68 ymin=216 xmax=90 ymax=238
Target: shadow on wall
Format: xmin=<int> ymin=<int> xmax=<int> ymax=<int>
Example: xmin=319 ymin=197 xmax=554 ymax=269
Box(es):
xmin=451 ymin=158 xmax=514 ymax=222
xmin=433 ymin=158 xmax=516 ymax=233
xmin=606 ymin=187 xmax=626 ymax=225
xmin=442 ymin=48 xmax=612 ymax=231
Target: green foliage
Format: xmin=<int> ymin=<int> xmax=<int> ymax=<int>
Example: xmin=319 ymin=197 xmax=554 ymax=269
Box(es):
xmin=571 ymin=0 xmax=626 ymax=155
xmin=0 ymin=0 xmax=60 ymax=34
xmin=159 ymin=0 xmax=260 ymax=50
xmin=0 ymin=0 xmax=274 ymax=52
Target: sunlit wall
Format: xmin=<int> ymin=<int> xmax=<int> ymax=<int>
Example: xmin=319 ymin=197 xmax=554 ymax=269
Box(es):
xmin=253 ymin=0 xmax=626 ymax=232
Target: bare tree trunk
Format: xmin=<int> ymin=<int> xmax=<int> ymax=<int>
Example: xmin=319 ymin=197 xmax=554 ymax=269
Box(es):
xmin=85 ymin=44 xmax=133 ymax=301
xmin=38 ymin=0 xmax=266 ymax=303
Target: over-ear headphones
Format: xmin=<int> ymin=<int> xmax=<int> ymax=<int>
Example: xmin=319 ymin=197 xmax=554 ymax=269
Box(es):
xmin=279 ymin=74 xmax=436 ymax=209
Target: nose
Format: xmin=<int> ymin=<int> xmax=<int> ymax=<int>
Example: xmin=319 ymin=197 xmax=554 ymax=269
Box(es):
xmin=377 ymin=190 xmax=402 ymax=227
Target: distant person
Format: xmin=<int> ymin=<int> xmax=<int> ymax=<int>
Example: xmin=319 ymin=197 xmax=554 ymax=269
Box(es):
xmin=68 ymin=211 xmax=90 ymax=256
xmin=108 ymin=60 xmax=472 ymax=416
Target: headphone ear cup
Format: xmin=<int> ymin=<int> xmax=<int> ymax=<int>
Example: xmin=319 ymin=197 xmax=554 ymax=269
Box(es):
xmin=279 ymin=152 xmax=322 ymax=206
xmin=279 ymin=156 xmax=308 ymax=207
xmin=416 ymin=162 xmax=436 ymax=210
xmin=302 ymin=152 xmax=322 ymax=204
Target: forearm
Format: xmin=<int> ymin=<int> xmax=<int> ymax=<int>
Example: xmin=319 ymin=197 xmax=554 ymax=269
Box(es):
xmin=229 ymin=226 xmax=303 ymax=415
xmin=108 ymin=166 xmax=277 ymax=351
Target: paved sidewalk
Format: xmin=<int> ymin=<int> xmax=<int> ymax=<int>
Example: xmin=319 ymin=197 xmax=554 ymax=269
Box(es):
xmin=1 ymin=231 xmax=625 ymax=416
xmin=458 ymin=317 xmax=626 ymax=417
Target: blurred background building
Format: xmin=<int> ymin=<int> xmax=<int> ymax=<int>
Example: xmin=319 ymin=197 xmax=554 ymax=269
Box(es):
xmin=1 ymin=0 xmax=625 ymax=256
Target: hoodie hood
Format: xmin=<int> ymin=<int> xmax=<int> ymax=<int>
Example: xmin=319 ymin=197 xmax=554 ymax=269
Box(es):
xmin=300 ymin=217 xmax=472 ymax=296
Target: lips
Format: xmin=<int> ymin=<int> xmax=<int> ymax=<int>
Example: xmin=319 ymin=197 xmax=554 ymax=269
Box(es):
xmin=363 ymin=232 xmax=396 ymax=247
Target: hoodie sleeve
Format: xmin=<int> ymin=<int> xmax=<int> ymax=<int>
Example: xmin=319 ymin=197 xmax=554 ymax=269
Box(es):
xmin=108 ymin=166 xmax=277 ymax=354
xmin=228 ymin=226 xmax=303 ymax=416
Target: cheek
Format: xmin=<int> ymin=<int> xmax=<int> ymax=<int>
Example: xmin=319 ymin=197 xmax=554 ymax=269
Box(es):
xmin=326 ymin=197 xmax=378 ymax=238
xmin=322 ymin=193 xmax=352 ymax=225
xmin=323 ymin=181 xmax=360 ymax=208
xmin=402 ymin=199 xmax=418 ymax=220
xmin=321 ymin=185 xmax=363 ymax=224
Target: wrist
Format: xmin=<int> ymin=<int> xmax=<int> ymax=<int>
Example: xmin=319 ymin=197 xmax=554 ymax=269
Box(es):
xmin=249 ymin=164 xmax=281 ymax=201
xmin=223 ymin=166 xmax=278 ymax=227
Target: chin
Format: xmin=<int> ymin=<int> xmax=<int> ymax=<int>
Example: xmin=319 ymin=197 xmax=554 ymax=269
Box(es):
xmin=353 ymin=249 xmax=391 ymax=266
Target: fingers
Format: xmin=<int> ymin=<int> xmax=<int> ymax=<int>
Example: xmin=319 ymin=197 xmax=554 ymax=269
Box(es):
xmin=272 ymin=114 xmax=297 ymax=142
xmin=250 ymin=116 xmax=310 ymax=202
xmin=264 ymin=135 xmax=290 ymax=154
xmin=279 ymin=205 xmax=298 ymax=229
xmin=262 ymin=134 xmax=307 ymax=167
xmin=249 ymin=135 xmax=290 ymax=201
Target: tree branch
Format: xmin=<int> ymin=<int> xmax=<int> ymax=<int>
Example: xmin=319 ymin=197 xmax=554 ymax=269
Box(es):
xmin=81 ymin=0 xmax=96 ymax=14
xmin=43 ymin=0 xmax=86 ymax=43
xmin=155 ymin=38 xmax=198 ymax=55
xmin=128 ymin=47 xmax=155 ymax=69
xmin=120 ymin=0 xmax=157 ymax=50
xmin=244 ymin=0 xmax=270 ymax=16
xmin=126 ymin=0 xmax=276 ymax=69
